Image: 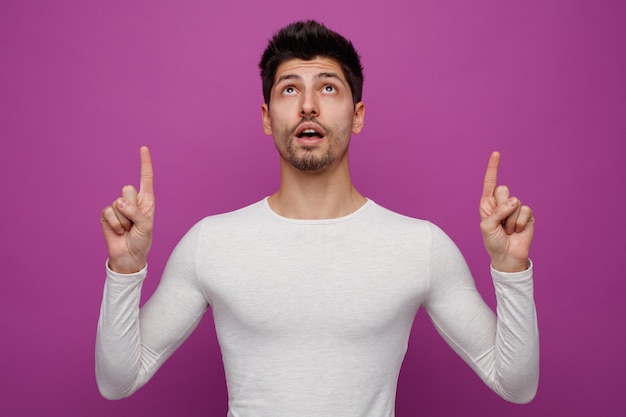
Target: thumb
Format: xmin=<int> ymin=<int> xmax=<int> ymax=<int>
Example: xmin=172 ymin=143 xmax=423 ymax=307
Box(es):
xmin=481 ymin=197 xmax=519 ymax=233
xmin=115 ymin=198 xmax=152 ymax=233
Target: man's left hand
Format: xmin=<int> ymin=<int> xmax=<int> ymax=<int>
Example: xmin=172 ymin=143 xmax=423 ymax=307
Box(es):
xmin=479 ymin=151 xmax=534 ymax=272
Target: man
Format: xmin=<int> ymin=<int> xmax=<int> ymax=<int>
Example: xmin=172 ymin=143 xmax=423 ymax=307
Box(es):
xmin=97 ymin=20 xmax=538 ymax=416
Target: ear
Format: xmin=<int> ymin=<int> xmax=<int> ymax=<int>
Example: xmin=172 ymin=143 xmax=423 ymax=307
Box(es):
xmin=352 ymin=102 xmax=365 ymax=134
xmin=261 ymin=103 xmax=272 ymax=136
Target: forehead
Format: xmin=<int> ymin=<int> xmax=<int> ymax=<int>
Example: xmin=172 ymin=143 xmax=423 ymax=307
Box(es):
xmin=274 ymin=57 xmax=346 ymax=83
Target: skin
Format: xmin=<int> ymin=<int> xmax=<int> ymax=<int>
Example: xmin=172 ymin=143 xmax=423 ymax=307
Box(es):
xmin=480 ymin=151 xmax=535 ymax=272
xmin=100 ymin=58 xmax=534 ymax=274
xmin=261 ymin=58 xmax=366 ymax=219
xmin=100 ymin=146 xmax=154 ymax=274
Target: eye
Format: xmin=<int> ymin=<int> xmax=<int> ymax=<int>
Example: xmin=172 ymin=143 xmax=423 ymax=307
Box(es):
xmin=322 ymin=85 xmax=337 ymax=94
xmin=282 ymin=86 xmax=297 ymax=96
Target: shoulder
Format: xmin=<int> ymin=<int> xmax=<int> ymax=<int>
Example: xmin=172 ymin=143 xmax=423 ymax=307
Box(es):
xmin=366 ymin=201 xmax=461 ymax=247
xmin=365 ymin=201 xmax=437 ymax=233
xmin=197 ymin=198 xmax=268 ymax=226
xmin=178 ymin=198 xmax=269 ymax=243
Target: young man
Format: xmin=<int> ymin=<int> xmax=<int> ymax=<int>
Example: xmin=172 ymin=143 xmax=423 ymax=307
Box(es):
xmin=97 ymin=20 xmax=538 ymax=416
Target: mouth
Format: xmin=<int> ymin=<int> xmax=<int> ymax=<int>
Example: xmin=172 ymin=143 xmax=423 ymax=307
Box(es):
xmin=295 ymin=123 xmax=325 ymax=140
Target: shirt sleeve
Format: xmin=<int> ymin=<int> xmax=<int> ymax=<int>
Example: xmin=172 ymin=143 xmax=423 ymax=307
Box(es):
xmin=95 ymin=223 xmax=209 ymax=400
xmin=422 ymin=224 xmax=539 ymax=404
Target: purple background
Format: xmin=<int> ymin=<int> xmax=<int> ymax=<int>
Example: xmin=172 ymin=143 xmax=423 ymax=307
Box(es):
xmin=1 ymin=0 xmax=624 ymax=416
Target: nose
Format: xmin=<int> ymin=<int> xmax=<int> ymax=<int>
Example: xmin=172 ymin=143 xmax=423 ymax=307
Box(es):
xmin=300 ymin=90 xmax=318 ymax=116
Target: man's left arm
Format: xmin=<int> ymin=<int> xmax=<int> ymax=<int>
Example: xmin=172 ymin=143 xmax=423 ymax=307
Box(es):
xmin=424 ymin=152 xmax=539 ymax=403
xmin=476 ymin=151 xmax=539 ymax=401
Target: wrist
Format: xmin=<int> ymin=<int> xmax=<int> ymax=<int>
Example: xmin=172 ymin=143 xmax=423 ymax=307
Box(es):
xmin=491 ymin=258 xmax=531 ymax=273
xmin=107 ymin=258 xmax=147 ymax=275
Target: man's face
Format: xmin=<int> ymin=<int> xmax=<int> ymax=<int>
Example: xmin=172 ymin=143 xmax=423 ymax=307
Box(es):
xmin=262 ymin=57 xmax=364 ymax=172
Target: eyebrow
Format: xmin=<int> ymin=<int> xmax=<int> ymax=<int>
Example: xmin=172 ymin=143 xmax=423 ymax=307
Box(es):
xmin=275 ymin=72 xmax=346 ymax=85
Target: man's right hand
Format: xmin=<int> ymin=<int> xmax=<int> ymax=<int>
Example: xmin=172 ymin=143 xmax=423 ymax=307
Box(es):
xmin=100 ymin=146 xmax=155 ymax=274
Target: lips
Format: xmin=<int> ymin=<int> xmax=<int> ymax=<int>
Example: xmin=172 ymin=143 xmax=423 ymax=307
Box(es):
xmin=295 ymin=123 xmax=325 ymax=139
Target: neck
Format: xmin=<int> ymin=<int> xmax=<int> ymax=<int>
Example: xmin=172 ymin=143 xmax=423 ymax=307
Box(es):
xmin=268 ymin=154 xmax=366 ymax=219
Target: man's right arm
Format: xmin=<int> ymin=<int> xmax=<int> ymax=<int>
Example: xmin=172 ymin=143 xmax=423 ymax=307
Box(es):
xmin=96 ymin=146 xmax=156 ymax=399
xmin=96 ymin=147 xmax=211 ymax=399
xmin=96 ymin=221 xmax=209 ymax=400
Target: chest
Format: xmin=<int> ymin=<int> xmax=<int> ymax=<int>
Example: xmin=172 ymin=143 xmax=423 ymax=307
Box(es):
xmin=197 ymin=227 xmax=429 ymax=339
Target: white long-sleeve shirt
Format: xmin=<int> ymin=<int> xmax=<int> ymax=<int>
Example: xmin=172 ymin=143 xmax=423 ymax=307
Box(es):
xmin=96 ymin=198 xmax=539 ymax=416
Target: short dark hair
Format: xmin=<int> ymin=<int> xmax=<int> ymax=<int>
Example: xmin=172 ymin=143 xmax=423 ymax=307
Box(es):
xmin=259 ymin=20 xmax=364 ymax=106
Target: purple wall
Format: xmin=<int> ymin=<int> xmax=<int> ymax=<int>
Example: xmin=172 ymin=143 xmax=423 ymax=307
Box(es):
xmin=1 ymin=0 xmax=624 ymax=415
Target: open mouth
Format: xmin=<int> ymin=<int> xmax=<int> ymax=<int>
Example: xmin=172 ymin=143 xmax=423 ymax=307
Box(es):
xmin=295 ymin=123 xmax=325 ymax=139
xmin=297 ymin=129 xmax=324 ymax=139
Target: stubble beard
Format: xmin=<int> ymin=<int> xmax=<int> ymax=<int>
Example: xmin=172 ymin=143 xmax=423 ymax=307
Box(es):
xmin=276 ymin=116 xmax=347 ymax=172
xmin=284 ymin=141 xmax=335 ymax=171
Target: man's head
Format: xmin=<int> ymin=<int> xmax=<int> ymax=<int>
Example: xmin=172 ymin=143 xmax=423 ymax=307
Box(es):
xmin=259 ymin=20 xmax=364 ymax=107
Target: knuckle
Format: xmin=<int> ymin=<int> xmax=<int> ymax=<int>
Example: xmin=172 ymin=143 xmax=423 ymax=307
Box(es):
xmin=479 ymin=219 xmax=491 ymax=232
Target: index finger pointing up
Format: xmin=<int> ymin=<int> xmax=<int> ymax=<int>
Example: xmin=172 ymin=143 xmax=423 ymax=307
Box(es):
xmin=481 ymin=151 xmax=500 ymax=199
xmin=139 ymin=146 xmax=154 ymax=196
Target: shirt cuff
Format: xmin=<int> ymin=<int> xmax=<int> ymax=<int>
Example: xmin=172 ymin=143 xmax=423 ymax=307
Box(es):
xmin=491 ymin=259 xmax=533 ymax=278
xmin=105 ymin=259 xmax=148 ymax=279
